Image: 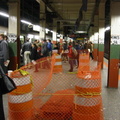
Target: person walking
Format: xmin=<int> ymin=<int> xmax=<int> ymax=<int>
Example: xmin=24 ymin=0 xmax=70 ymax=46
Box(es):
xmin=22 ymin=39 xmax=32 ymax=65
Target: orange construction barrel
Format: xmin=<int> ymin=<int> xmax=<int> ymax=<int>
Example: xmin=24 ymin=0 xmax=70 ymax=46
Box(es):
xmin=8 ymin=71 xmax=33 ymax=120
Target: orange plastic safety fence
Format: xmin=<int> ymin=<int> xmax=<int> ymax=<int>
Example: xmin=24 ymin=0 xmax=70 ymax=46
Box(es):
xmin=8 ymin=55 xmax=56 ymax=120
xmin=53 ymin=54 xmax=62 ymax=73
xmin=7 ymin=53 xmax=104 ymax=120
xmin=73 ymin=55 xmax=104 ymax=120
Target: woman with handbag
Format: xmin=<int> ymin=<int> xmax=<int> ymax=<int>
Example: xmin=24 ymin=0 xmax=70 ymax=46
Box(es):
xmin=0 ymin=65 xmax=16 ymax=120
xmin=0 ymin=90 xmax=5 ymax=120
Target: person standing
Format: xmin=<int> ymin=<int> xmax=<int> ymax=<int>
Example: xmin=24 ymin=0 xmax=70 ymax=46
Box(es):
xmin=88 ymin=41 xmax=94 ymax=60
xmin=68 ymin=42 xmax=76 ymax=72
xmin=0 ymin=34 xmax=9 ymax=120
xmin=41 ymin=39 xmax=50 ymax=69
xmin=22 ymin=39 xmax=32 ymax=65
xmin=47 ymin=39 xmax=53 ymax=56
xmin=30 ymin=43 xmax=38 ymax=63
xmin=0 ymin=90 xmax=5 ymax=120
xmin=0 ymin=34 xmax=9 ymax=74
xmin=41 ymin=39 xmax=49 ymax=57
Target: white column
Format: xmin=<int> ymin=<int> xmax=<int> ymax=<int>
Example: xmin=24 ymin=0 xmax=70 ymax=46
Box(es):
xmin=107 ymin=1 xmax=120 ymax=88
xmin=8 ymin=0 xmax=20 ymax=69
xmin=8 ymin=1 xmax=20 ymax=37
xmin=99 ymin=3 xmax=105 ymax=44
xmin=39 ymin=1 xmax=46 ymax=39
xmin=52 ymin=19 xmax=57 ymax=41
xmin=111 ymin=2 xmax=120 ymax=45
xmin=98 ymin=2 xmax=105 ymax=68
xmin=93 ymin=15 xmax=99 ymax=44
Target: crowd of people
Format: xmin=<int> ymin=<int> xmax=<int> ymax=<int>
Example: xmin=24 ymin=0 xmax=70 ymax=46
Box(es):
xmin=0 ymin=34 xmax=94 ymax=73
xmin=0 ymin=33 xmax=94 ymax=119
xmin=61 ymin=40 xmax=94 ymax=72
xmin=21 ymin=38 xmax=94 ymax=72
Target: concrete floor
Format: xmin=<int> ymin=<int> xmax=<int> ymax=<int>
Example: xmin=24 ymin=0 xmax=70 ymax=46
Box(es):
xmin=3 ymin=58 xmax=120 ymax=120
xmin=101 ymin=59 xmax=120 ymax=120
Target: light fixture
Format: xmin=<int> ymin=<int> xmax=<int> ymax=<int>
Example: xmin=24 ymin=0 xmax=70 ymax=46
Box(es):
xmin=0 ymin=12 xmax=9 ymax=17
xmin=45 ymin=28 xmax=50 ymax=33
xmin=75 ymin=31 xmax=87 ymax=33
xmin=105 ymin=26 xmax=110 ymax=31
xmin=21 ymin=20 xmax=32 ymax=25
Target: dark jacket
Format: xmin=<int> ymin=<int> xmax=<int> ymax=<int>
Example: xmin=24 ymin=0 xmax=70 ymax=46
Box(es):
xmin=22 ymin=42 xmax=32 ymax=54
xmin=41 ymin=42 xmax=49 ymax=57
xmin=30 ymin=45 xmax=38 ymax=61
xmin=0 ymin=40 xmax=9 ymax=61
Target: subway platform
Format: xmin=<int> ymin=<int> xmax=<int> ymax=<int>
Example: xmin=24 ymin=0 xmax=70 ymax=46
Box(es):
xmin=3 ymin=56 xmax=120 ymax=120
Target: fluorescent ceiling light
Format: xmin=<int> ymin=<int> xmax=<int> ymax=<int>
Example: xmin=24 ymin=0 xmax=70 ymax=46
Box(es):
xmin=0 ymin=12 xmax=9 ymax=17
xmin=46 ymin=28 xmax=50 ymax=33
xmin=50 ymin=30 xmax=53 ymax=33
xmin=75 ymin=31 xmax=87 ymax=33
xmin=21 ymin=20 xmax=32 ymax=25
xmin=105 ymin=26 xmax=110 ymax=31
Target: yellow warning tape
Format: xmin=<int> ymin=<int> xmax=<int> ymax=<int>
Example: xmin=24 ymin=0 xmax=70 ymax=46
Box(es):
xmin=74 ymin=92 xmax=101 ymax=109
xmin=67 ymin=71 xmax=78 ymax=74
xmin=11 ymin=91 xmax=101 ymax=96
xmin=38 ymin=92 xmax=101 ymax=96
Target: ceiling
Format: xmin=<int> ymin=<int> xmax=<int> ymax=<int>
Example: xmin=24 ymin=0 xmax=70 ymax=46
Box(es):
xmin=0 ymin=0 xmax=103 ymax=36
xmin=37 ymin=0 xmax=100 ymax=34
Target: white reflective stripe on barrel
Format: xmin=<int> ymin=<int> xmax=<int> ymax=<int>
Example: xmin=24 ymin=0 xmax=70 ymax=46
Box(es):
xmin=52 ymin=50 xmax=58 ymax=53
xmin=13 ymin=76 xmax=31 ymax=86
xmin=74 ymin=95 xmax=101 ymax=106
xmin=75 ymin=79 xmax=100 ymax=88
xmin=55 ymin=62 xmax=62 ymax=65
xmin=9 ymin=92 xmax=33 ymax=103
xmin=56 ymin=55 xmax=61 ymax=59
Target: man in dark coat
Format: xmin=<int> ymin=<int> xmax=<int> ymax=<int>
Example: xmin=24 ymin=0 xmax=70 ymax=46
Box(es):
xmin=0 ymin=34 xmax=7 ymax=120
xmin=0 ymin=34 xmax=9 ymax=74
xmin=41 ymin=39 xmax=49 ymax=57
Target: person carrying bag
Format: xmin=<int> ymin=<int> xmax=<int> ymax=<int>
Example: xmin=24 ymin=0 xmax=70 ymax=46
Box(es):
xmin=0 ymin=65 xmax=16 ymax=120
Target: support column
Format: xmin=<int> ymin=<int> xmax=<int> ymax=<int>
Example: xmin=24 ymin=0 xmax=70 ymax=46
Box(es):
xmin=93 ymin=15 xmax=99 ymax=61
xmin=8 ymin=0 xmax=20 ymax=70
xmin=98 ymin=2 xmax=105 ymax=69
xmin=107 ymin=1 xmax=120 ymax=88
xmin=60 ymin=21 xmax=64 ymax=43
xmin=89 ymin=27 xmax=95 ymax=43
xmin=39 ymin=1 xmax=46 ymax=39
xmin=52 ymin=19 xmax=57 ymax=43
xmin=89 ymin=26 xmax=94 ymax=42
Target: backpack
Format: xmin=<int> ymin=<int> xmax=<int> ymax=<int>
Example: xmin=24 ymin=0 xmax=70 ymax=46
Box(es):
xmin=72 ymin=47 xmax=78 ymax=57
